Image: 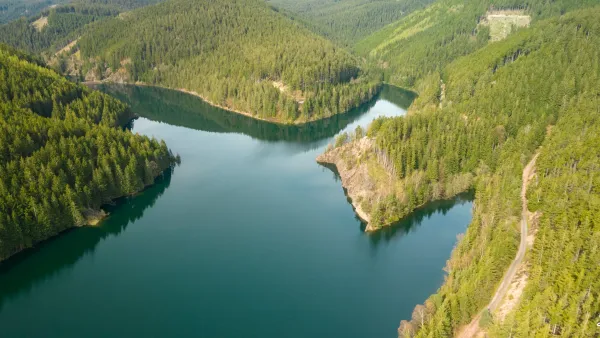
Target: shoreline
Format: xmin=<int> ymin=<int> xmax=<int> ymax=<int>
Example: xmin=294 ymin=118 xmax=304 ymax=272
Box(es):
xmin=84 ymin=80 xmax=381 ymax=126
xmin=316 ymin=158 xmax=379 ymax=232
xmin=317 ymin=139 xmax=471 ymax=233
xmin=382 ymin=81 xmax=418 ymax=96
xmin=316 ymin=138 xmax=379 ymax=231
xmin=317 ymin=162 xmax=373 ymax=226
xmin=0 ymin=166 xmax=174 ymax=264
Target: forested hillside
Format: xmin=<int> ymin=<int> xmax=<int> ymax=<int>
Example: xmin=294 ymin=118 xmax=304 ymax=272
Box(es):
xmin=356 ymin=0 xmax=599 ymax=88
xmin=72 ymin=0 xmax=163 ymax=10
xmin=76 ymin=0 xmax=381 ymax=123
xmin=0 ymin=0 xmax=65 ymax=24
xmin=0 ymin=4 xmax=118 ymax=55
xmin=0 ymin=43 xmax=178 ymax=262
xmin=327 ymin=5 xmax=600 ymax=336
xmin=0 ymin=0 xmax=165 ymax=56
xmin=266 ymin=0 xmax=435 ymax=46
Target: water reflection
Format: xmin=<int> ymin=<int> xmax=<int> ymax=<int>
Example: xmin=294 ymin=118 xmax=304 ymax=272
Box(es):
xmin=366 ymin=191 xmax=474 ymax=247
xmin=0 ymin=169 xmax=173 ymax=311
xmin=94 ymin=84 xmax=415 ymax=151
xmin=323 ymin=165 xmax=474 ymax=248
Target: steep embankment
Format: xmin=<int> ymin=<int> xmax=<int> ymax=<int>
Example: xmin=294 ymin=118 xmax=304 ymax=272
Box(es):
xmin=317 ymin=132 xmax=472 ymax=231
xmin=317 ymin=138 xmax=377 ymax=228
xmin=76 ymin=0 xmax=381 ymax=124
xmin=0 ymin=43 xmax=178 ymax=262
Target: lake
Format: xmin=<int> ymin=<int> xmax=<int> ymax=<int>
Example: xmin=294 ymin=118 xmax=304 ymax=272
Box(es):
xmin=0 ymin=85 xmax=473 ymax=337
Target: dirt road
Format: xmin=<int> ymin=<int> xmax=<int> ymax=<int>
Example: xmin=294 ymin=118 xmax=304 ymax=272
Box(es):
xmin=456 ymin=154 xmax=538 ymax=338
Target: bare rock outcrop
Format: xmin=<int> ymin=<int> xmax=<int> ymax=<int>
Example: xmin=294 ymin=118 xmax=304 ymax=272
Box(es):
xmin=317 ymin=138 xmax=385 ymax=230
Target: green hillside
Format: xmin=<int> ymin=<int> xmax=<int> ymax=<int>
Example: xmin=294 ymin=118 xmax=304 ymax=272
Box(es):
xmin=0 ymin=0 xmax=165 ymax=56
xmin=266 ymin=0 xmax=435 ymax=46
xmin=339 ymin=5 xmax=600 ymax=336
xmin=356 ymin=0 xmax=599 ymax=88
xmin=0 ymin=4 xmax=119 ymax=55
xmin=76 ymin=0 xmax=380 ymax=124
xmin=0 ymin=0 xmax=65 ymax=24
xmin=0 ymin=0 xmax=159 ymax=25
xmin=0 ymin=43 xmax=178 ymax=262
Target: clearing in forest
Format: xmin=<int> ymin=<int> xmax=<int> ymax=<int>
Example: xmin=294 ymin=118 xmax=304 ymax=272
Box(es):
xmin=480 ymin=10 xmax=531 ymax=41
xmin=31 ymin=16 xmax=48 ymax=32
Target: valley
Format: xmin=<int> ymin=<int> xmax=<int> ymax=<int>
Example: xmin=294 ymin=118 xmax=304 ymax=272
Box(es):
xmin=0 ymin=0 xmax=599 ymax=337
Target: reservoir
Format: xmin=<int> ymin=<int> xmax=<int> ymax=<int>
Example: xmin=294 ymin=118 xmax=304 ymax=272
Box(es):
xmin=0 ymin=85 xmax=473 ymax=338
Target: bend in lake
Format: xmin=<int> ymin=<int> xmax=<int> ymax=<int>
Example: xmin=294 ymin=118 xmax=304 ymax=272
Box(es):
xmin=0 ymin=85 xmax=473 ymax=338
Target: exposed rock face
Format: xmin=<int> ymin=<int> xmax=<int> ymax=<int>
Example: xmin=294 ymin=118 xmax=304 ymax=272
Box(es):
xmin=318 ymin=136 xmax=474 ymax=232
xmin=317 ymin=138 xmax=386 ymax=231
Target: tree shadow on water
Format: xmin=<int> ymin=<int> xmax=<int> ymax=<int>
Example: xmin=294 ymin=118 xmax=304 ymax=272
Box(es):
xmin=365 ymin=191 xmax=474 ymax=248
xmin=0 ymin=168 xmax=174 ymax=312
xmin=94 ymin=84 xmax=416 ymax=150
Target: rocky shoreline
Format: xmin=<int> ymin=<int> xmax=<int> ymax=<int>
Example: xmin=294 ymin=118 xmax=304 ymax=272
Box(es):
xmin=317 ymin=138 xmax=383 ymax=232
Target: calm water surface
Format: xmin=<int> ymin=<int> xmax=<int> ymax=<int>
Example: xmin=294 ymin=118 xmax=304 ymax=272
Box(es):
xmin=0 ymin=85 xmax=473 ymax=337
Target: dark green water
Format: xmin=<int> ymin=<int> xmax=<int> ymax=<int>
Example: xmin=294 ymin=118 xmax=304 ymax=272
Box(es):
xmin=0 ymin=85 xmax=472 ymax=338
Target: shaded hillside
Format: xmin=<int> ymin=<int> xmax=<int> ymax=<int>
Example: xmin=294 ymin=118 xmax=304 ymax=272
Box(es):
xmin=0 ymin=0 xmax=66 ymax=24
xmin=0 ymin=4 xmax=119 ymax=54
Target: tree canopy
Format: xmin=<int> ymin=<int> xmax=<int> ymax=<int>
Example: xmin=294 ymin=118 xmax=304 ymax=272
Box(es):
xmin=0 ymin=43 xmax=177 ymax=261
xmin=77 ymin=0 xmax=381 ymax=123
xmin=361 ymin=5 xmax=600 ymax=337
xmin=266 ymin=0 xmax=436 ymax=46
xmin=356 ymin=0 xmax=600 ymax=89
